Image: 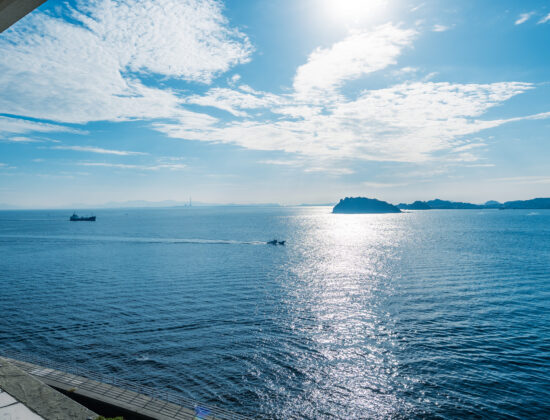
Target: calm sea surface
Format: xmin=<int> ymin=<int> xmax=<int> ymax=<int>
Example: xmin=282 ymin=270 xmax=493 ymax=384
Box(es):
xmin=0 ymin=207 xmax=549 ymax=418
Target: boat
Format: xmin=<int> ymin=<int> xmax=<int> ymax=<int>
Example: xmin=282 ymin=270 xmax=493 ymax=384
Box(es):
xmin=267 ymin=239 xmax=285 ymax=245
xmin=69 ymin=213 xmax=96 ymax=221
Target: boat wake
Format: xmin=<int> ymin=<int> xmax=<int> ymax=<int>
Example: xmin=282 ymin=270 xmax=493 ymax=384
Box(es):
xmin=0 ymin=234 xmax=266 ymax=245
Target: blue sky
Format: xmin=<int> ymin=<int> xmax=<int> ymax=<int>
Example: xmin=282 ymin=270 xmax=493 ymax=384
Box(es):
xmin=1 ymin=0 xmax=550 ymax=208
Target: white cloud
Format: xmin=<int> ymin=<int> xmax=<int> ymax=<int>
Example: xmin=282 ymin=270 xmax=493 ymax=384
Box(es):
xmin=228 ymin=74 xmax=242 ymax=86
xmin=489 ymin=176 xmax=550 ymax=184
xmin=362 ymin=181 xmax=409 ymax=188
xmin=79 ymin=162 xmax=186 ymax=171
xmin=539 ymin=13 xmax=550 ymax=24
xmin=432 ymin=24 xmax=450 ymax=32
xmin=0 ymin=0 xmax=252 ymax=124
xmin=77 ymin=0 xmax=252 ymax=83
xmin=155 ymin=80 xmax=536 ymax=164
xmin=397 ymin=66 xmax=419 ymax=74
xmin=51 ymin=145 xmax=147 ymax=156
xmin=293 ymin=24 xmax=416 ymax=100
xmin=187 ymin=87 xmax=284 ymax=117
xmin=304 ymin=167 xmax=354 ymax=175
xmin=149 ymin=23 xmax=546 ymax=170
xmin=2 ymin=12 xmax=544 ymax=174
xmin=0 ymin=116 xmax=82 ymax=136
xmin=465 ymin=163 xmax=494 ymax=167
xmin=452 ymin=142 xmax=487 ymax=152
xmin=259 ymin=159 xmax=300 ymax=166
xmin=2 ymin=136 xmax=43 ymax=143
xmin=515 ymin=12 xmax=534 ymax=25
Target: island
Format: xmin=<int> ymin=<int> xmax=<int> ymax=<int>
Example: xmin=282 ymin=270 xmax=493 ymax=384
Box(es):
xmin=397 ymin=200 xmax=432 ymax=210
xmin=501 ymin=197 xmax=550 ymax=209
xmin=396 ymin=197 xmax=550 ymax=210
xmin=397 ymin=199 xmax=485 ymax=210
xmin=332 ymin=197 xmax=401 ymax=214
xmin=332 ymin=196 xmax=550 ymax=214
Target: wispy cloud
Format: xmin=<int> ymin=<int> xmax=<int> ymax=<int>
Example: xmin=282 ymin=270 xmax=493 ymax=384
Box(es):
xmin=538 ymin=13 xmax=550 ymax=24
xmin=79 ymin=162 xmax=186 ymax=171
xmin=0 ymin=116 xmax=82 ymax=136
xmin=155 ymin=80 xmax=534 ymax=164
xmin=515 ymin=12 xmax=534 ymax=25
xmin=432 ymin=24 xmax=450 ymax=32
xmin=51 ymin=145 xmax=147 ymax=156
xmin=489 ymin=176 xmax=550 ymax=184
xmin=303 ymin=166 xmax=354 ymax=175
xmin=153 ymin=20 xmax=544 ymax=169
xmin=259 ymin=159 xmax=300 ymax=166
xmin=1 ymin=8 xmax=546 ymax=177
xmin=0 ymin=0 xmax=252 ymax=124
xmin=2 ymin=136 xmax=44 ymax=143
xmin=362 ymin=181 xmax=409 ymax=188
xmin=293 ymin=24 xmax=416 ymax=100
xmin=187 ymin=86 xmax=284 ymax=117
xmin=465 ymin=163 xmax=495 ymax=167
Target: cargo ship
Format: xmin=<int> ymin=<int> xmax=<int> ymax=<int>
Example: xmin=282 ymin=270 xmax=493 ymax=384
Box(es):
xmin=69 ymin=213 xmax=96 ymax=221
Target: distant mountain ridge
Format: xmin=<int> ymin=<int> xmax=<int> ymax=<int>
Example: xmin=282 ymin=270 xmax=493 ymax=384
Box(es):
xmin=501 ymin=197 xmax=550 ymax=209
xmin=332 ymin=197 xmax=550 ymax=214
xmin=398 ymin=199 xmax=484 ymax=210
xmin=397 ymin=197 xmax=550 ymax=210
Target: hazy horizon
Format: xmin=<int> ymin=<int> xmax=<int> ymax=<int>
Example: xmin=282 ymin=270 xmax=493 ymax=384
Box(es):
xmin=2 ymin=194 xmax=548 ymax=211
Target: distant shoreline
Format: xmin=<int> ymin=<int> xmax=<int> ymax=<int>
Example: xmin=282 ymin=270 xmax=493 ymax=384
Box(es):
xmin=2 ymin=196 xmax=550 ymax=211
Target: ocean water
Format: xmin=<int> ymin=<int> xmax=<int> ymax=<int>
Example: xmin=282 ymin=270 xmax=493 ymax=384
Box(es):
xmin=0 ymin=207 xmax=549 ymax=419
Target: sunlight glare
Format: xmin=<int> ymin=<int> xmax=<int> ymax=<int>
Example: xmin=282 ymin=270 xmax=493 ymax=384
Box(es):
xmin=322 ymin=0 xmax=387 ymax=24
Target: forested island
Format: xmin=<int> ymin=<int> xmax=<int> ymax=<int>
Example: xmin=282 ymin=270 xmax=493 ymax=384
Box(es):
xmin=333 ymin=197 xmax=401 ymax=213
xmin=397 ymin=197 xmax=550 ymax=210
xmin=333 ymin=197 xmax=550 ymax=214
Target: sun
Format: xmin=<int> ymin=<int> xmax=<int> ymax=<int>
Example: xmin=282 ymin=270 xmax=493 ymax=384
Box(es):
xmin=322 ymin=0 xmax=387 ymax=24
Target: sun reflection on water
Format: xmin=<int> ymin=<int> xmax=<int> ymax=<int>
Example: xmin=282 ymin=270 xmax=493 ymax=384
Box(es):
xmin=266 ymin=211 xmax=413 ymax=418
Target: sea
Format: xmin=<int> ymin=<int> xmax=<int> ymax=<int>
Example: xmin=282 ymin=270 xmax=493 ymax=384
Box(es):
xmin=0 ymin=207 xmax=549 ymax=419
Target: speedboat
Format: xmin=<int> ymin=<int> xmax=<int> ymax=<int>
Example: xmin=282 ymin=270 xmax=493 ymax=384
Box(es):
xmin=267 ymin=239 xmax=278 ymax=245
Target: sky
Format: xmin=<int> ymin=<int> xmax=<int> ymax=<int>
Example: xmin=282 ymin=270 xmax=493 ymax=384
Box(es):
xmin=1 ymin=0 xmax=550 ymax=208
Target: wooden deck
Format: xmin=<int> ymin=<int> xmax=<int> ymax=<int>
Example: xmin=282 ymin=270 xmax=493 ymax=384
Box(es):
xmin=2 ymin=354 xmax=248 ymax=420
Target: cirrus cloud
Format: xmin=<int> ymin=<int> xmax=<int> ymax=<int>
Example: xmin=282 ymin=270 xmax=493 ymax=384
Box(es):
xmin=51 ymin=145 xmax=147 ymax=156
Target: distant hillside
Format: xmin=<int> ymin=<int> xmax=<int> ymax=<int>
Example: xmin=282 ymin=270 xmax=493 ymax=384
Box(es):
xmin=397 ymin=198 xmax=550 ymax=210
xmin=501 ymin=198 xmax=550 ymax=209
xmin=333 ymin=197 xmax=401 ymax=214
xmin=484 ymin=200 xmax=502 ymax=208
xmin=397 ymin=199 xmax=484 ymax=210
xmin=425 ymin=199 xmax=484 ymax=209
xmin=398 ymin=200 xmax=432 ymax=210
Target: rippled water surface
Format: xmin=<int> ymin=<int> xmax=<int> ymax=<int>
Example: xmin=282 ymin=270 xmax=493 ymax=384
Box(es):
xmin=1 ymin=207 xmax=549 ymax=418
